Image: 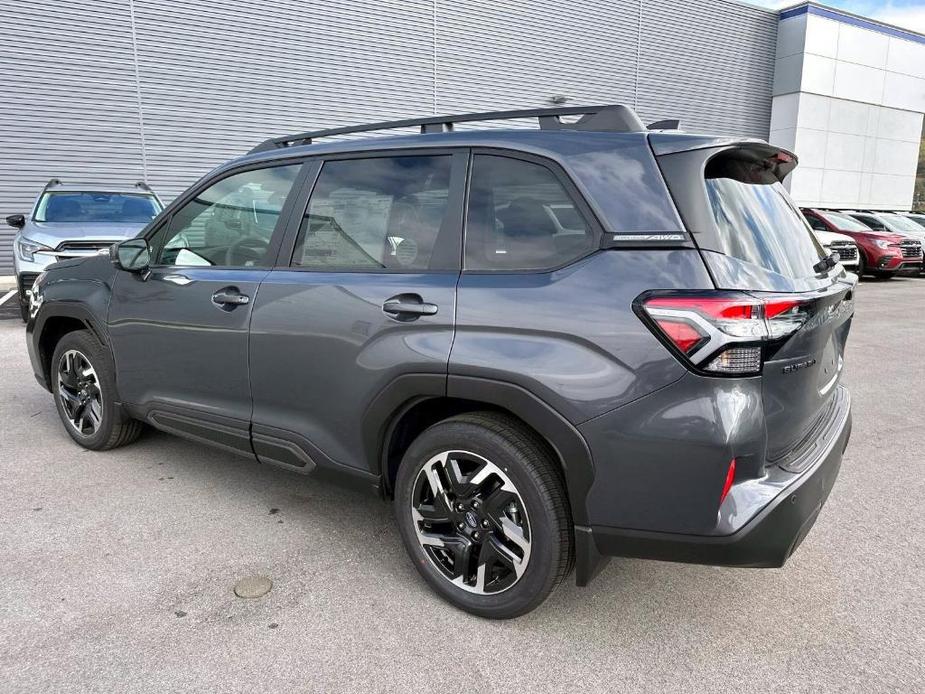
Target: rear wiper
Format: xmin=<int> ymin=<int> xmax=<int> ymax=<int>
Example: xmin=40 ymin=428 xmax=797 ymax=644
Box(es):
xmin=813 ymin=252 xmax=840 ymax=274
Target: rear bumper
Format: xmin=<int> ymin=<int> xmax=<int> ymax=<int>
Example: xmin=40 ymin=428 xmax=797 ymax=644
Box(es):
xmin=575 ymin=387 xmax=851 ymax=583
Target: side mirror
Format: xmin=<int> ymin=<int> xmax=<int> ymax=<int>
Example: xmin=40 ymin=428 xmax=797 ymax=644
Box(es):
xmin=5 ymin=214 xmax=25 ymax=229
xmin=111 ymin=238 xmax=151 ymax=273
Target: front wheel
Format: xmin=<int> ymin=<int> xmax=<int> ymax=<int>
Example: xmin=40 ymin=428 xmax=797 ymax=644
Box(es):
xmin=394 ymin=412 xmax=573 ymax=619
xmin=855 ymin=252 xmax=866 ymax=278
xmin=51 ymin=330 xmax=143 ymax=450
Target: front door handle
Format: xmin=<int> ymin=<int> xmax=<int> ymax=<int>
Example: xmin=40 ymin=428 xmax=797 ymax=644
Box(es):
xmin=382 ymin=294 xmax=438 ymax=321
xmin=211 ymin=287 xmax=250 ymax=308
xmin=161 ymin=273 xmax=193 ymax=286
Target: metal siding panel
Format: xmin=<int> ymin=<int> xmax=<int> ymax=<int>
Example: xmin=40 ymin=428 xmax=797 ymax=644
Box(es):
xmin=132 ymin=0 xmax=436 ymax=201
xmin=0 ymin=0 xmax=143 ymax=274
xmin=637 ymin=0 xmax=778 ymax=138
xmin=435 ymin=0 xmax=640 ymax=124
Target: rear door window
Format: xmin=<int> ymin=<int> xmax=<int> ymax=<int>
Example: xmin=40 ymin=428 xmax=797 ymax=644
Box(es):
xmin=292 ymin=155 xmax=452 ymax=271
xmin=705 ymin=157 xmax=823 ymax=279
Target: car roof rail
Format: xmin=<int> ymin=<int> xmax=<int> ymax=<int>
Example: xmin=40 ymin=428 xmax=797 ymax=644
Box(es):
xmin=248 ymin=104 xmax=649 ymax=154
xmin=43 ymin=178 xmax=62 ymax=191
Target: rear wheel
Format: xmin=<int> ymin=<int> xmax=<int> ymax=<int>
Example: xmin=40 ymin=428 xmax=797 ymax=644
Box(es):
xmin=51 ymin=330 xmax=143 ymax=450
xmin=394 ymin=412 xmax=572 ymax=619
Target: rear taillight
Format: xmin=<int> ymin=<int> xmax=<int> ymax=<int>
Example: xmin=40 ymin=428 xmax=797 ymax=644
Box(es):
xmin=637 ymin=291 xmax=808 ymax=375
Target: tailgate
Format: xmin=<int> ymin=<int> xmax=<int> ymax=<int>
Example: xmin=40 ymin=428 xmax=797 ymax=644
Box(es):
xmin=654 ymin=137 xmax=857 ymax=464
xmin=759 ymin=283 xmax=854 ymax=465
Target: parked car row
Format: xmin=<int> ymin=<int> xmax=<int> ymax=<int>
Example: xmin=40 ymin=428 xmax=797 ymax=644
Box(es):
xmin=802 ymin=208 xmax=925 ymax=279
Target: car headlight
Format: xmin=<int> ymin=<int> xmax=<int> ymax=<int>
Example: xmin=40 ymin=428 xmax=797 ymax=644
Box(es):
xmin=874 ymin=240 xmax=891 ymax=249
xmin=17 ymin=237 xmax=51 ymax=262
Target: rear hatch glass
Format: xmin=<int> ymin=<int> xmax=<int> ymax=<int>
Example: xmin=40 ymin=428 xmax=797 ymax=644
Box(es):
xmin=704 ymin=156 xmax=825 ymax=280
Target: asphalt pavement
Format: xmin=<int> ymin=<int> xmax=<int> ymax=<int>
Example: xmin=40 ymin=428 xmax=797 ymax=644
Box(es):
xmin=1 ymin=277 xmax=923 ymax=692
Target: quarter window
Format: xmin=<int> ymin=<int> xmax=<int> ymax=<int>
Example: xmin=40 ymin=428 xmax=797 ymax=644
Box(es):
xmin=153 ymin=165 xmax=300 ymax=267
xmin=465 ymin=155 xmax=595 ymax=271
xmin=292 ymin=156 xmax=452 ymax=271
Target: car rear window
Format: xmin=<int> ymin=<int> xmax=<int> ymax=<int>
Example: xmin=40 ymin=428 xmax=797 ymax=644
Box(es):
xmin=36 ymin=192 xmax=161 ymax=223
xmin=704 ymin=155 xmax=824 ymax=279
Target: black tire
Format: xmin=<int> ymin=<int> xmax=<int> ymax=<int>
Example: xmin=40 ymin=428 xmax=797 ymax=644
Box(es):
xmin=50 ymin=330 xmax=143 ymax=450
xmin=856 ymin=251 xmax=866 ymax=278
xmin=19 ymin=297 xmax=29 ymax=322
xmin=394 ymin=411 xmax=573 ymax=619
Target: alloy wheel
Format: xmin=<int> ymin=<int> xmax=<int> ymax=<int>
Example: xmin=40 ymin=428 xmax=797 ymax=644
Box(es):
xmin=411 ymin=450 xmax=531 ymax=595
xmin=57 ymin=349 xmax=104 ymax=437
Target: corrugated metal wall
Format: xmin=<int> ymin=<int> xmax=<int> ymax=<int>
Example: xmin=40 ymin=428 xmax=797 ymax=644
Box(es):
xmin=638 ymin=0 xmax=778 ymax=138
xmin=0 ymin=0 xmax=146 ymax=273
xmin=0 ymin=0 xmax=778 ymax=274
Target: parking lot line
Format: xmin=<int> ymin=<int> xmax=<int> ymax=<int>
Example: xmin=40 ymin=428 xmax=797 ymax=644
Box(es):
xmin=0 ymin=290 xmax=16 ymax=306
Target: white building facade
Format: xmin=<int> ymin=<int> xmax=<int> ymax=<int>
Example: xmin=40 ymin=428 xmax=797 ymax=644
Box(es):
xmin=770 ymin=3 xmax=925 ymax=210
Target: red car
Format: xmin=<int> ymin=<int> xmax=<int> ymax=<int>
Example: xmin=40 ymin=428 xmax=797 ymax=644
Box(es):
xmin=802 ymin=208 xmax=923 ymax=278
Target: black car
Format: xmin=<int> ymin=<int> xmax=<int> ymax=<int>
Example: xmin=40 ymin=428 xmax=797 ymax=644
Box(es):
xmin=26 ymin=105 xmax=854 ymax=618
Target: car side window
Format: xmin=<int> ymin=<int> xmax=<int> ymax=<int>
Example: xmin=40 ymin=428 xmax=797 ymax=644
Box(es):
xmin=855 ymin=215 xmax=882 ymax=230
xmin=291 ymin=156 xmax=452 ymax=271
xmin=152 ymin=164 xmax=300 ymax=267
xmin=465 ymin=154 xmax=595 ymax=271
xmin=807 ymin=216 xmax=827 ymax=231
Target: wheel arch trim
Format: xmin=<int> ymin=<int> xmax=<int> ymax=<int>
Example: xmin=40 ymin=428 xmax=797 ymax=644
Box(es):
xmin=30 ymin=302 xmax=109 ymax=391
xmin=365 ymin=373 xmax=596 ymax=528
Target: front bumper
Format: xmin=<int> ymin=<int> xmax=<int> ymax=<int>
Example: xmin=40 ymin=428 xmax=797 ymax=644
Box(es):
xmin=575 ymin=387 xmax=851 ymax=584
xmin=876 ymin=254 xmax=922 ymax=273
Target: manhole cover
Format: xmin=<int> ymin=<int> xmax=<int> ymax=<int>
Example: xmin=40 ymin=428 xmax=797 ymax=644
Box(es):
xmin=234 ymin=575 xmax=273 ymax=599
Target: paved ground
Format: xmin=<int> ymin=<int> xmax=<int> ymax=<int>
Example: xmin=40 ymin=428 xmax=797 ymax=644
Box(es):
xmin=1 ymin=277 xmax=923 ymax=693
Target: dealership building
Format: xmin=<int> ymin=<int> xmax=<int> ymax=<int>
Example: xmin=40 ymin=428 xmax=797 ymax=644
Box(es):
xmin=2 ymin=0 xmax=924 ymax=274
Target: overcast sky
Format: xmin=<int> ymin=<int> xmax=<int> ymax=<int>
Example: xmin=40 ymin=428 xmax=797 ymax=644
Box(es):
xmin=747 ymin=1 xmax=925 ymax=33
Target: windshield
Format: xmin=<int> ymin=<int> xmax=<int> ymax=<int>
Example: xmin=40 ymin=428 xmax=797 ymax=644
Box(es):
xmin=823 ymin=211 xmax=873 ymax=232
xmin=35 ymin=192 xmax=161 ymax=223
xmin=880 ymin=214 xmax=925 ymax=234
xmin=705 ymin=177 xmax=824 ymax=279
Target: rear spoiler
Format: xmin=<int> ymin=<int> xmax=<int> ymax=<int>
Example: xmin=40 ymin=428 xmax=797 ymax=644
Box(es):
xmin=649 ymin=134 xmax=798 ymax=183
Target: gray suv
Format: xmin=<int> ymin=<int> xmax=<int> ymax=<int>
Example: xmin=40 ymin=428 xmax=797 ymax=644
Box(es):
xmin=25 ymin=106 xmax=854 ymax=618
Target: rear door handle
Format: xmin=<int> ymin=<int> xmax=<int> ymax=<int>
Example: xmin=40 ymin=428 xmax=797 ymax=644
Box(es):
xmin=212 ymin=287 xmax=250 ymax=308
xmin=382 ymin=294 xmax=438 ymax=320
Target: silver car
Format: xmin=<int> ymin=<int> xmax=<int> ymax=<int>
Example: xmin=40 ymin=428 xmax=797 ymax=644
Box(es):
xmin=6 ymin=179 xmax=163 ymax=320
